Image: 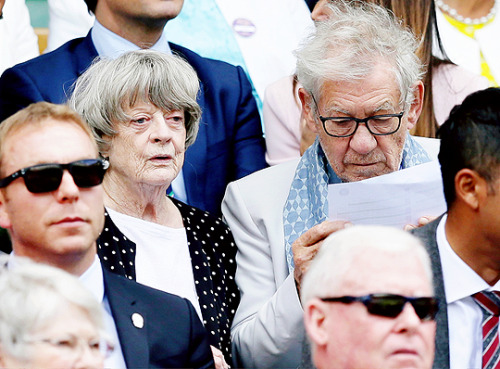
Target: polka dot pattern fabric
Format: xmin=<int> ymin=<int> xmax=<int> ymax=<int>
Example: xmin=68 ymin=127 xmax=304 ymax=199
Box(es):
xmin=97 ymin=198 xmax=239 ymax=359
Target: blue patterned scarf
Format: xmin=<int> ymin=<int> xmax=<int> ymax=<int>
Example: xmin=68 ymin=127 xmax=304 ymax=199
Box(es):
xmin=283 ymin=133 xmax=431 ymax=273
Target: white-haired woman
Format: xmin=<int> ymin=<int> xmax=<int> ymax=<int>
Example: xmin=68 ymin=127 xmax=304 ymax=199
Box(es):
xmin=69 ymin=50 xmax=238 ymax=368
xmin=0 ymin=259 xmax=112 ymax=369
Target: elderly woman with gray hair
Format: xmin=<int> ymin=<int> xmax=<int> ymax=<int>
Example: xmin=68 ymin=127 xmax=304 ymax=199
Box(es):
xmin=69 ymin=50 xmax=237 ymax=368
xmin=0 ymin=259 xmax=112 ymax=369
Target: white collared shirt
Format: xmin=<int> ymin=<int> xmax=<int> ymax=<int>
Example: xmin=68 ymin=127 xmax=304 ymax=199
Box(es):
xmin=79 ymin=256 xmax=127 ymax=369
xmin=91 ymin=19 xmax=172 ymax=59
xmin=90 ymin=19 xmax=187 ymax=203
xmin=437 ymin=215 xmax=500 ymax=369
xmin=9 ymin=254 xmax=127 ymax=368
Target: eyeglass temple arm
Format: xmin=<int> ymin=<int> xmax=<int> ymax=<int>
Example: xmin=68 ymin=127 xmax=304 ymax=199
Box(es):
xmin=320 ymin=296 xmax=358 ymax=304
xmin=0 ymin=169 xmax=23 ymax=188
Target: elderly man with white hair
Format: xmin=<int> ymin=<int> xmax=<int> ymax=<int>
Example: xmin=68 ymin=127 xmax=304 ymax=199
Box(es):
xmin=302 ymin=225 xmax=437 ymax=369
xmin=222 ymin=1 xmax=439 ymax=367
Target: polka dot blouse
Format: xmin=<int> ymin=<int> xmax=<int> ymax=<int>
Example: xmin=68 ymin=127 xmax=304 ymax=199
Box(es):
xmin=97 ymin=198 xmax=240 ymax=359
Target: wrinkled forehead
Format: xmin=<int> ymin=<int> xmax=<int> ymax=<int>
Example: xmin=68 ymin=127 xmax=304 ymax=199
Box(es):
xmin=317 ymin=68 xmax=402 ymax=113
xmin=317 ymin=59 xmax=403 ymax=104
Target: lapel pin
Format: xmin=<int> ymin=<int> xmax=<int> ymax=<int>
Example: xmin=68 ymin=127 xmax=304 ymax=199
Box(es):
xmin=131 ymin=313 xmax=144 ymax=329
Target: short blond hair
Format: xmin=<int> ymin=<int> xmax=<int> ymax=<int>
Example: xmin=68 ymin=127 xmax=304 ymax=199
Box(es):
xmin=0 ymin=102 xmax=98 ymax=173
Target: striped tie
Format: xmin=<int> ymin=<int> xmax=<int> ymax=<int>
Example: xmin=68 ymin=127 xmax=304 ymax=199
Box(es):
xmin=473 ymin=291 xmax=500 ymax=369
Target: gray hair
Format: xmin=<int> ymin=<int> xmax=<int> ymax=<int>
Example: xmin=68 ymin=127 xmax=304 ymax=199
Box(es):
xmin=69 ymin=49 xmax=202 ymax=154
xmin=0 ymin=257 xmax=103 ymax=361
xmin=300 ymin=225 xmax=433 ymax=305
xmin=295 ymin=0 xmax=424 ymax=109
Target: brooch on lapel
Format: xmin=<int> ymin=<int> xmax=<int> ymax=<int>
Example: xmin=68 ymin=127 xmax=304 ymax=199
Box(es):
xmin=131 ymin=313 xmax=144 ymax=329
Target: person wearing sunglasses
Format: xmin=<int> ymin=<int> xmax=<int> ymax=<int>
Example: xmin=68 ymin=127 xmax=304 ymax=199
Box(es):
xmin=0 ymin=258 xmax=111 ymax=369
xmin=0 ymin=102 xmax=214 ymax=369
xmin=221 ymin=2 xmax=440 ymax=368
xmin=411 ymin=87 xmax=500 ymax=369
xmin=301 ymin=225 xmax=437 ymax=369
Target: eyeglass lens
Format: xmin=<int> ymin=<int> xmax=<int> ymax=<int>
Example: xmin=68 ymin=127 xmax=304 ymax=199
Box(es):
xmin=24 ymin=160 xmax=106 ymax=193
xmin=321 ymin=294 xmax=438 ymax=321
xmin=323 ymin=115 xmax=401 ymax=137
xmin=365 ymin=295 xmax=438 ymax=321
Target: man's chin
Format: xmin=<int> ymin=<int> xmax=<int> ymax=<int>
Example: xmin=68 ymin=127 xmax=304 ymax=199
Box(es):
xmin=47 ymin=228 xmax=97 ymax=255
xmin=385 ymin=353 xmax=427 ymax=369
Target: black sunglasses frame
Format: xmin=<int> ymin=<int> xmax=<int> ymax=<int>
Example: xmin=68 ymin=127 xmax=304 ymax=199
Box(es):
xmin=0 ymin=159 xmax=109 ymax=193
xmin=320 ymin=293 xmax=438 ymax=321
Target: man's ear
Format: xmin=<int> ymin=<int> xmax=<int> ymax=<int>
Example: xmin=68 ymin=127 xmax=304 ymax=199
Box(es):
xmin=454 ymin=169 xmax=486 ymax=211
xmin=304 ymin=299 xmax=329 ymax=347
xmin=0 ymin=190 xmax=12 ymax=230
xmin=299 ymin=88 xmax=320 ymax=134
xmin=405 ymin=81 xmax=424 ymax=131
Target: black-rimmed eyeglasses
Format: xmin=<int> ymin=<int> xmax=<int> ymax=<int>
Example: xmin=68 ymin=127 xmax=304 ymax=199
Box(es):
xmin=320 ymin=293 xmax=438 ymax=321
xmin=0 ymin=159 xmax=109 ymax=193
xmin=311 ymin=95 xmax=404 ymax=138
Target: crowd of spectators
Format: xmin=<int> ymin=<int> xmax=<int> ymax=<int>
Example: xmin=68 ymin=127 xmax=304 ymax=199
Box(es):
xmin=0 ymin=1 xmax=499 ymax=368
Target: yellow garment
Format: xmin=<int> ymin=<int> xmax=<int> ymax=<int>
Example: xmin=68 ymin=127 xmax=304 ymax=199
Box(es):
xmin=443 ymin=13 xmax=498 ymax=86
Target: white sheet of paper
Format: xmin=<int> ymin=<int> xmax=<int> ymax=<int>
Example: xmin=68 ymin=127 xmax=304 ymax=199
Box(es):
xmin=328 ymin=160 xmax=446 ymax=228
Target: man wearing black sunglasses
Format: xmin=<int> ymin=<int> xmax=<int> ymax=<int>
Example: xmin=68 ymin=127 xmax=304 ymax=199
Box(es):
xmin=411 ymin=88 xmax=500 ymax=369
xmin=302 ymin=225 xmax=437 ymax=369
xmin=0 ymin=102 xmax=214 ymax=368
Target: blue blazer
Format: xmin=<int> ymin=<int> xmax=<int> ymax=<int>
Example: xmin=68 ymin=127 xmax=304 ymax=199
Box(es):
xmin=103 ymin=268 xmax=214 ymax=368
xmin=0 ymin=33 xmax=267 ymax=215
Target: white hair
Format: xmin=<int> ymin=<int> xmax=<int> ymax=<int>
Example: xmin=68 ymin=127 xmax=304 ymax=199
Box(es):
xmin=0 ymin=257 xmax=103 ymax=361
xmin=295 ymin=0 xmax=424 ymax=110
xmin=301 ymin=225 xmax=433 ymax=305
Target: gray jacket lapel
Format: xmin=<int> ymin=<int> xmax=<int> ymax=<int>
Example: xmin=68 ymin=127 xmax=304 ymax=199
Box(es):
xmin=411 ymin=216 xmax=450 ymax=369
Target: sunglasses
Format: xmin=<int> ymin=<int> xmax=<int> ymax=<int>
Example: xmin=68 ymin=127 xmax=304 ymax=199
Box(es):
xmin=0 ymin=159 xmax=109 ymax=193
xmin=320 ymin=293 xmax=438 ymax=321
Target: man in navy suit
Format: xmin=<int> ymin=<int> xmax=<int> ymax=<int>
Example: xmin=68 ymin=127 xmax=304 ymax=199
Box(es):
xmin=0 ymin=102 xmax=214 ymax=368
xmin=411 ymin=88 xmax=500 ymax=369
xmin=0 ymin=0 xmax=266 ymax=216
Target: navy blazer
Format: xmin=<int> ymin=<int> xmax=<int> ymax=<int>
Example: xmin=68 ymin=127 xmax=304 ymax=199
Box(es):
xmin=103 ymin=268 xmax=214 ymax=368
xmin=0 ymin=33 xmax=267 ymax=215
